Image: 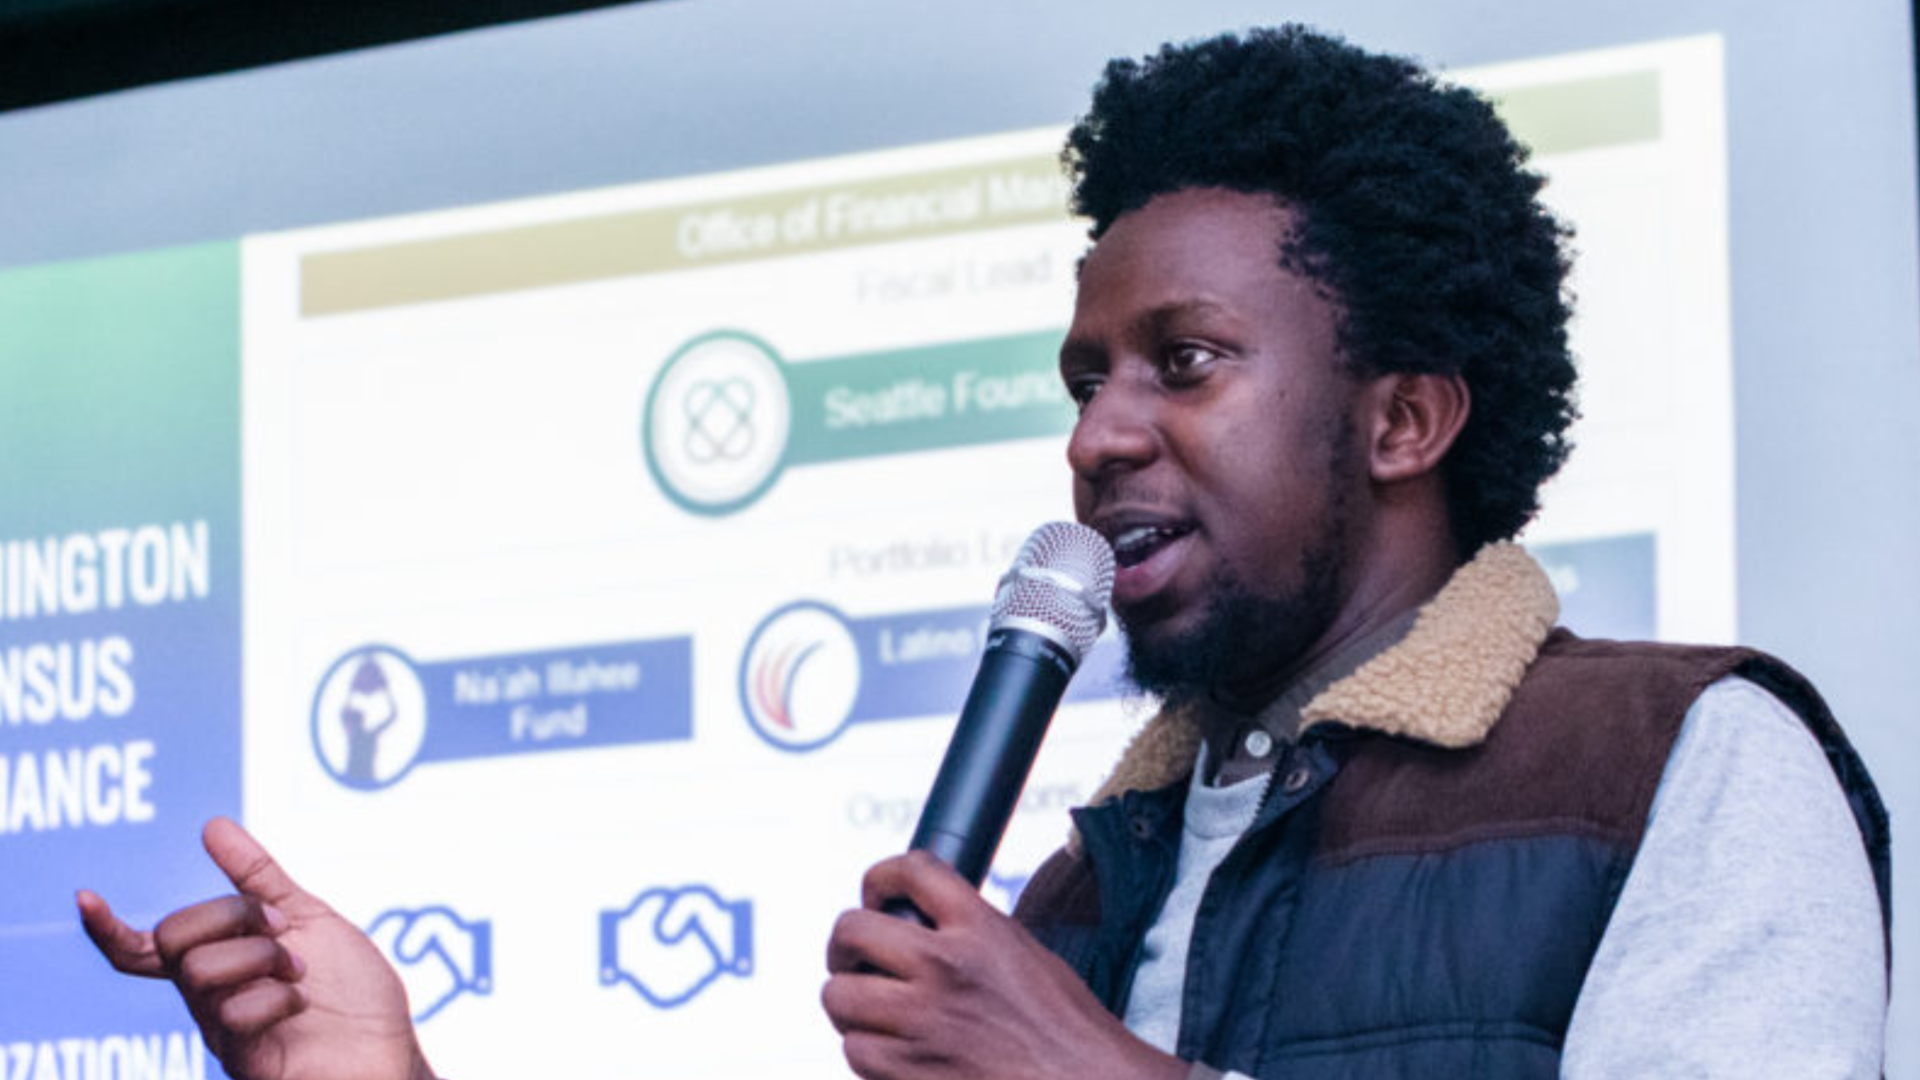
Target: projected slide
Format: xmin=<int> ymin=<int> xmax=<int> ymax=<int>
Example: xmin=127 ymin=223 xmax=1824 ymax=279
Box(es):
xmin=239 ymin=127 xmax=1114 ymax=1076
xmin=0 ymin=35 xmax=1730 ymax=1080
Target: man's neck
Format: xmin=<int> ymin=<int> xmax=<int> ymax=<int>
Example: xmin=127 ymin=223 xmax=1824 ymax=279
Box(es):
xmin=1215 ymin=536 xmax=1459 ymax=716
xmin=1196 ymin=603 xmax=1422 ymax=785
xmin=1199 ymin=498 xmax=1466 ymax=772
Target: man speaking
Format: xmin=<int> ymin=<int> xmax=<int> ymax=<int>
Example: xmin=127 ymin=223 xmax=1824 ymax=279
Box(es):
xmin=819 ymin=25 xmax=1888 ymax=1080
xmin=81 ymin=25 xmax=1888 ymax=1080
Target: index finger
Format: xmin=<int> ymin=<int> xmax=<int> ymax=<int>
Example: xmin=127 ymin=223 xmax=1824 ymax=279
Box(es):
xmin=151 ymin=894 xmax=285 ymax=974
xmin=860 ymin=851 xmax=991 ymax=928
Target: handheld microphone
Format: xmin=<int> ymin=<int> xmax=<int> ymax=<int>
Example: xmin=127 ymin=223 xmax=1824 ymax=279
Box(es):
xmin=900 ymin=521 xmax=1114 ymax=893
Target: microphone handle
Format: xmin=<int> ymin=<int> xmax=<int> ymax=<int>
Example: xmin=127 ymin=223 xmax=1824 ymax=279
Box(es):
xmin=910 ymin=628 xmax=1075 ymax=885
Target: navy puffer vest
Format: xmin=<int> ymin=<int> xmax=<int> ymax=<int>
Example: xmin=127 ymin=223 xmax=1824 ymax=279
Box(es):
xmin=1013 ymin=548 xmax=1890 ymax=1079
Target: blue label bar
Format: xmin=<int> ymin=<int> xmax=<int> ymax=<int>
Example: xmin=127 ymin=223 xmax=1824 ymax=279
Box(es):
xmin=417 ymin=638 xmax=693 ymax=764
xmin=845 ymin=605 xmax=1125 ymax=726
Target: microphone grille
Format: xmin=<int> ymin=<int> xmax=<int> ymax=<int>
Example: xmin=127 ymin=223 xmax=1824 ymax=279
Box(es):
xmin=989 ymin=522 xmax=1115 ymax=662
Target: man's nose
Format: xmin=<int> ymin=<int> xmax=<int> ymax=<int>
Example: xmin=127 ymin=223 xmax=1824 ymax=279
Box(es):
xmin=1066 ymin=376 xmax=1159 ymax=481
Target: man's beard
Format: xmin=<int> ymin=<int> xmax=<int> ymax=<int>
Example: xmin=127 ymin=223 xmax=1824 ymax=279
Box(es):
xmin=1118 ymin=540 xmax=1345 ymax=711
xmin=1118 ymin=413 xmax=1359 ymax=710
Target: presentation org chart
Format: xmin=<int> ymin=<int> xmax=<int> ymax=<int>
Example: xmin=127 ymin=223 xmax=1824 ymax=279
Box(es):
xmin=238 ymin=126 xmax=1115 ymax=1077
xmin=0 ymin=34 xmax=1733 ymax=1080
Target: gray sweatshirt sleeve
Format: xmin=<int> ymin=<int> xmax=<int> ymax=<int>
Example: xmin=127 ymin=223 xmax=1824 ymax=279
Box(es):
xmin=1561 ymin=675 xmax=1885 ymax=1077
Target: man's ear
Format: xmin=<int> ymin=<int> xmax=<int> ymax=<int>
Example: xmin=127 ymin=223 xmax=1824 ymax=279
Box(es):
xmin=1363 ymin=372 xmax=1470 ymax=483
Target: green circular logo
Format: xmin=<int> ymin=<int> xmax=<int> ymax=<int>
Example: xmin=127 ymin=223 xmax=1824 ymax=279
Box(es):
xmin=642 ymin=331 xmax=793 ymax=515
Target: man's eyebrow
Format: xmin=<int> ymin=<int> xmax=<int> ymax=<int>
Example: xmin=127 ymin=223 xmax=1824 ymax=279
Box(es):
xmin=1058 ymin=337 xmax=1102 ymax=370
xmin=1059 ymin=299 xmax=1234 ymax=369
xmin=1142 ymin=298 xmax=1231 ymax=332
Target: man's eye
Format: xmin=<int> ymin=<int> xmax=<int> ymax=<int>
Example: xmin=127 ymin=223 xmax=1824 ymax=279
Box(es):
xmin=1064 ymin=376 xmax=1104 ymax=410
xmin=1164 ymin=343 xmax=1221 ymax=380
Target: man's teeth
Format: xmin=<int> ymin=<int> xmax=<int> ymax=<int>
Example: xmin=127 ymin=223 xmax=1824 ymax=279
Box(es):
xmin=1112 ymin=525 xmax=1185 ymax=566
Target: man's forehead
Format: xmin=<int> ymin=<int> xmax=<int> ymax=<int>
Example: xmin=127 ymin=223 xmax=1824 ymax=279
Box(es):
xmin=1092 ymin=191 xmax=1294 ymax=269
xmin=1069 ymin=200 xmax=1309 ymax=319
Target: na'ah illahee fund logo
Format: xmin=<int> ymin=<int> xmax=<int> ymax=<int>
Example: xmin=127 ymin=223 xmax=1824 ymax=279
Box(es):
xmin=311 ymin=646 xmax=430 ymax=791
xmin=310 ymin=638 xmax=696 ymax=791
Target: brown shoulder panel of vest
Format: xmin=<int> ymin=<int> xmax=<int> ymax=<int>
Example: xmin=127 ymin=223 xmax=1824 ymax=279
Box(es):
xmin=1013 ymin=845 xmax=1102 ymax=930
xmin=1312 ymin=632 xmax=1760 ymax=866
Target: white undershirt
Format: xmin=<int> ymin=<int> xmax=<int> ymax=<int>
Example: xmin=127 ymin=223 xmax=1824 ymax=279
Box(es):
xmin=1121 ymin=740 xmax=1265 ymax=1051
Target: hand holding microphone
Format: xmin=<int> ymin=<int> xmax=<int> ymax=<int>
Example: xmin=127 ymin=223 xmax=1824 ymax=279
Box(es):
xmin=822 ymin=525 xmax=1185 ymax=1080
xmin=889 ymin=522 xmax=1113 ymax=918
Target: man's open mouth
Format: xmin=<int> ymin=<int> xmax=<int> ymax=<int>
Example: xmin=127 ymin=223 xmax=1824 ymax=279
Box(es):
xmin=1111 ymin=523 xmax=1195 ymax=569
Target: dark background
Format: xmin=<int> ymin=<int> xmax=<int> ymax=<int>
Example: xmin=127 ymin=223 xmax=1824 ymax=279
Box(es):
xmin=3 ymin=0 xmax=1914 ymax=232
xmin=0 ymin=0 xmax=646 ymax=110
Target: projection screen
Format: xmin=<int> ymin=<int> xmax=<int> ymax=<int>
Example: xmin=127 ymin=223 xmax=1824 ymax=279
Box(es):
xmin=3 ymin=1 xmax=1915 ymax=1075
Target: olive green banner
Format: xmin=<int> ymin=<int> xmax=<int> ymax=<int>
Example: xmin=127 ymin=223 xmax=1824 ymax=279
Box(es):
xmin=301 ymin=69 xmax=1661 ymax=319
xmin=1491 ymin=70 xmax=1662 ymax=158
xmin=302 ymin=155 xmax=1068 ymax=317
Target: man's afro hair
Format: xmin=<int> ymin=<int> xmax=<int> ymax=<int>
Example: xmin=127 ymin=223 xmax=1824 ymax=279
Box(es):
xmin=1064 ymin=26 xmax=1580 ymax=553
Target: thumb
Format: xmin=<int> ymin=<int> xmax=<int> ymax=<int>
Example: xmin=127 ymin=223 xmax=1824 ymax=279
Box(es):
xmin=202 ymin=816 xmax=308 ymax=908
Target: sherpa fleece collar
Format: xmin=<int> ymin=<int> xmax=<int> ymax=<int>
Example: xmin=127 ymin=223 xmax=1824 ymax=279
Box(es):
xmin=1081 ymin=542 xmax=1559 ymax=813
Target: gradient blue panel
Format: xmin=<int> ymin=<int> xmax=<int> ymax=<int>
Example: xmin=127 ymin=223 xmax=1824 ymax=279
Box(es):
xmin=0 ymin=243 xmax=240 ymax=1046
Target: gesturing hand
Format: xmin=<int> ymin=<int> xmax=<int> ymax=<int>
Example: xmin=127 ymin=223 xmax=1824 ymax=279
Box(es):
xmin=77 ymin=817 xmax=434 ymax=1080
xmin=821 ymin=850 xmax=1186 ymax=1080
